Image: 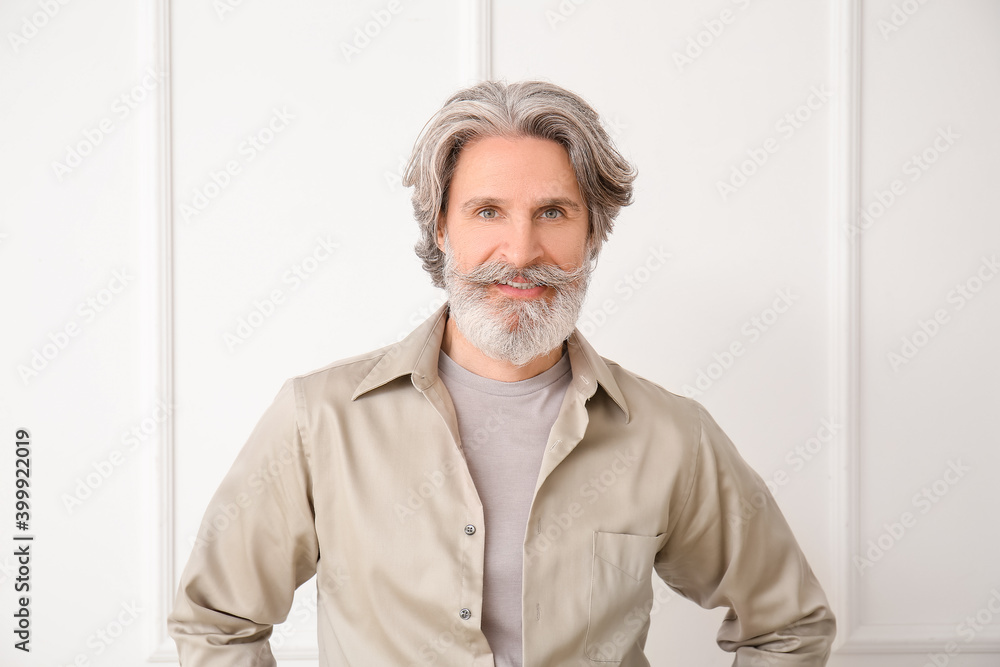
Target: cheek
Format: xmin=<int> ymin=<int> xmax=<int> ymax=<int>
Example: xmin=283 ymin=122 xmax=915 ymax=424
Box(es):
xmin=452 ymin=229 xmax=503 ymax=263
xmin=549 ymin=230 xmax=590 ymax=265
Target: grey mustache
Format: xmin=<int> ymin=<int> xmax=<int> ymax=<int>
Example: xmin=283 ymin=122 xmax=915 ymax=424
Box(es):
xmin=456 ymin=261 xmax=588 ymax=287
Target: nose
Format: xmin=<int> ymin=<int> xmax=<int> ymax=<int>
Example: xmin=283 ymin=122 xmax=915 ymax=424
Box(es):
xmin=500 ymin=216 xmax=544 ymax=270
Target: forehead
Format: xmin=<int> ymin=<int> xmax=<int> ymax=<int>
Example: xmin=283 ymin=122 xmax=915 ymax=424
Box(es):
xmin=449 ymin=135 xmax=583 ymax=200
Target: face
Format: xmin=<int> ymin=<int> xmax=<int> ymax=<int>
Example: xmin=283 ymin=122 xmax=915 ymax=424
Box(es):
xmin=438 ymin=135 xmax=593 ymax=366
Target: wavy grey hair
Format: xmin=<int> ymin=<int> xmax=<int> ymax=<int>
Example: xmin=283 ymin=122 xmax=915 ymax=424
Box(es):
xmin=402 ymin=80 xmax=637 ymax=288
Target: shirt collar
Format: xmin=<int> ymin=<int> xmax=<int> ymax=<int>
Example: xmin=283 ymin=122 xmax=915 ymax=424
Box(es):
xmin=351 ymin=302 xmax=631 ymax=422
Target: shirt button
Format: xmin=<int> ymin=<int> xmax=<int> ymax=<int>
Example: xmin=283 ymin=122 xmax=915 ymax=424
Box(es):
xmin=464 ymin=524 xmax=476 ymax=535
xmin=459 ymin=608 xmax=472 ymax=620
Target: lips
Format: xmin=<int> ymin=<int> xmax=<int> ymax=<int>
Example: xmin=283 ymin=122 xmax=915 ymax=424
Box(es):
xmin=499 ymin=279 xmax=540 ymax=289
xmin=494 ymin=280 xmax=548 ymax=298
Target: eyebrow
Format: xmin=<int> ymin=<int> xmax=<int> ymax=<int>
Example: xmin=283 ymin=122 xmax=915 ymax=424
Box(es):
xmin=459 ymin=197 xmax=585 ymax=214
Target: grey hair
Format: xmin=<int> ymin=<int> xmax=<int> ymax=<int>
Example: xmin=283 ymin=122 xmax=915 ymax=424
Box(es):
xmin=402 ymin=80 xmax=637 ymax=288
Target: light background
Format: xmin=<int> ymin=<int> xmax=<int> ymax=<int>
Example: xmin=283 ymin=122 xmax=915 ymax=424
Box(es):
xmin=1 ymin=0 xmax=998 ymax=665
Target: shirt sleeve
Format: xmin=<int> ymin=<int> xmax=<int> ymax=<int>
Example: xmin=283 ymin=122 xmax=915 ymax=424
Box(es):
xmin=167 ymin=378 xmax=320 ymax=666
xmin=654 ymin=401 xmax=836 ymax=666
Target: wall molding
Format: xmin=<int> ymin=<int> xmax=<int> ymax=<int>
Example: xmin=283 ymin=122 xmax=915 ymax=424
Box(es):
xmin=144 ymin=0 xmax=177 ymax=661
xmin=838 ymin=626 xmax=1000 ymax=655
xmin=460 ymin=0 xmax=492 ymax=84
xmin=829 ymin=0 xmax=861 ymax=653
xmin=830 ymin=0 xmax=1000 ymax=655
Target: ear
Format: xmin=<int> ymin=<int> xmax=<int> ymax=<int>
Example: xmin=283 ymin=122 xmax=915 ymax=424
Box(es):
xmin=436 ymin=213 xmax=447 ymax=252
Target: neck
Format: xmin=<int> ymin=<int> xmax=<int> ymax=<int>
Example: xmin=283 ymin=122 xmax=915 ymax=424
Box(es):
xmin=440 ymin=313 xmax=563 ymax=382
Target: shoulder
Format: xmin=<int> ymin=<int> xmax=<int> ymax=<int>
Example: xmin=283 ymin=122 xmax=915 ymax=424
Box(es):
xmin=287 ymin=343 xmax=395 ymax=404
xmin=604 ymin=357 xmax=702 ymax=423
xmin=597 ymin=356 xmax=734 ymax=456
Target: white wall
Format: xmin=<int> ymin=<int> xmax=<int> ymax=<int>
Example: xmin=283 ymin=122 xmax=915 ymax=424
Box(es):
xmin=2 ymin=1 xmax=998 ymax=665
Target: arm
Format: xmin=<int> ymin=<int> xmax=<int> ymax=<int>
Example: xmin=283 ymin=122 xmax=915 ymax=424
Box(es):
xmin=168 ymin=379 xmax=320 ymax=666
xmin=654 ymin=402 xmax=836 ymax=666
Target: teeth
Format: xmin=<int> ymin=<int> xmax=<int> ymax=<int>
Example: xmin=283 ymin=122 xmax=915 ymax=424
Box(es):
xmin=501 ymin=280 xmax=538 ymax=289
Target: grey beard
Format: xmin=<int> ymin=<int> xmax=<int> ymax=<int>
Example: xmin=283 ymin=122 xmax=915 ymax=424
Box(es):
xmin=442 ymin=242 xmax=592 ymax=367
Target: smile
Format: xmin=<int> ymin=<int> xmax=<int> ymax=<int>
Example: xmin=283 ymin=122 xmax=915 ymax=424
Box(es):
xmin=494 ymin=280 xmax=549 ymax=298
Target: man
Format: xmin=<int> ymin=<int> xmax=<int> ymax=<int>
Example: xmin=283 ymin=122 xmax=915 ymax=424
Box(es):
xmin=169 ymin=80 xmax=836 ymax=666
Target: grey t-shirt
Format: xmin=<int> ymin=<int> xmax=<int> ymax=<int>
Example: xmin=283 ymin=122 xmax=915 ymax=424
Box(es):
xmin=437 ymin=350 xmax=573 ymax=667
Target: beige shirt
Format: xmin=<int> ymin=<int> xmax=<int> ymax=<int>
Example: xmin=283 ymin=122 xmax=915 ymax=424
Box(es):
xmin=168 ymin=304 xmax=835 ymax=666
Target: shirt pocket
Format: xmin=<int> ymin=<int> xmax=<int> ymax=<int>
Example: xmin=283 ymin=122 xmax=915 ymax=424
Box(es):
xmin=584 ymin=530 xmax=668 ymax=664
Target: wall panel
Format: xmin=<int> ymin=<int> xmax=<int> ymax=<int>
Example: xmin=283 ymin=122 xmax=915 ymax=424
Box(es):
xmin=3 ymin=1 xmax=998 ymax=665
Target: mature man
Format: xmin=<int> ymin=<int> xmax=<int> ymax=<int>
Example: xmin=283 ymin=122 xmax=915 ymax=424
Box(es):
xmin=169 ymin=81 xmax=836 ymax=666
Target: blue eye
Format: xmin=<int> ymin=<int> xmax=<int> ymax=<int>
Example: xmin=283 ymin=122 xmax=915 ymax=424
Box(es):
xmin=479 ymin=209 xmax=498 ymax=219
xmin=541 ymin=209 xmax=562 ymax=219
